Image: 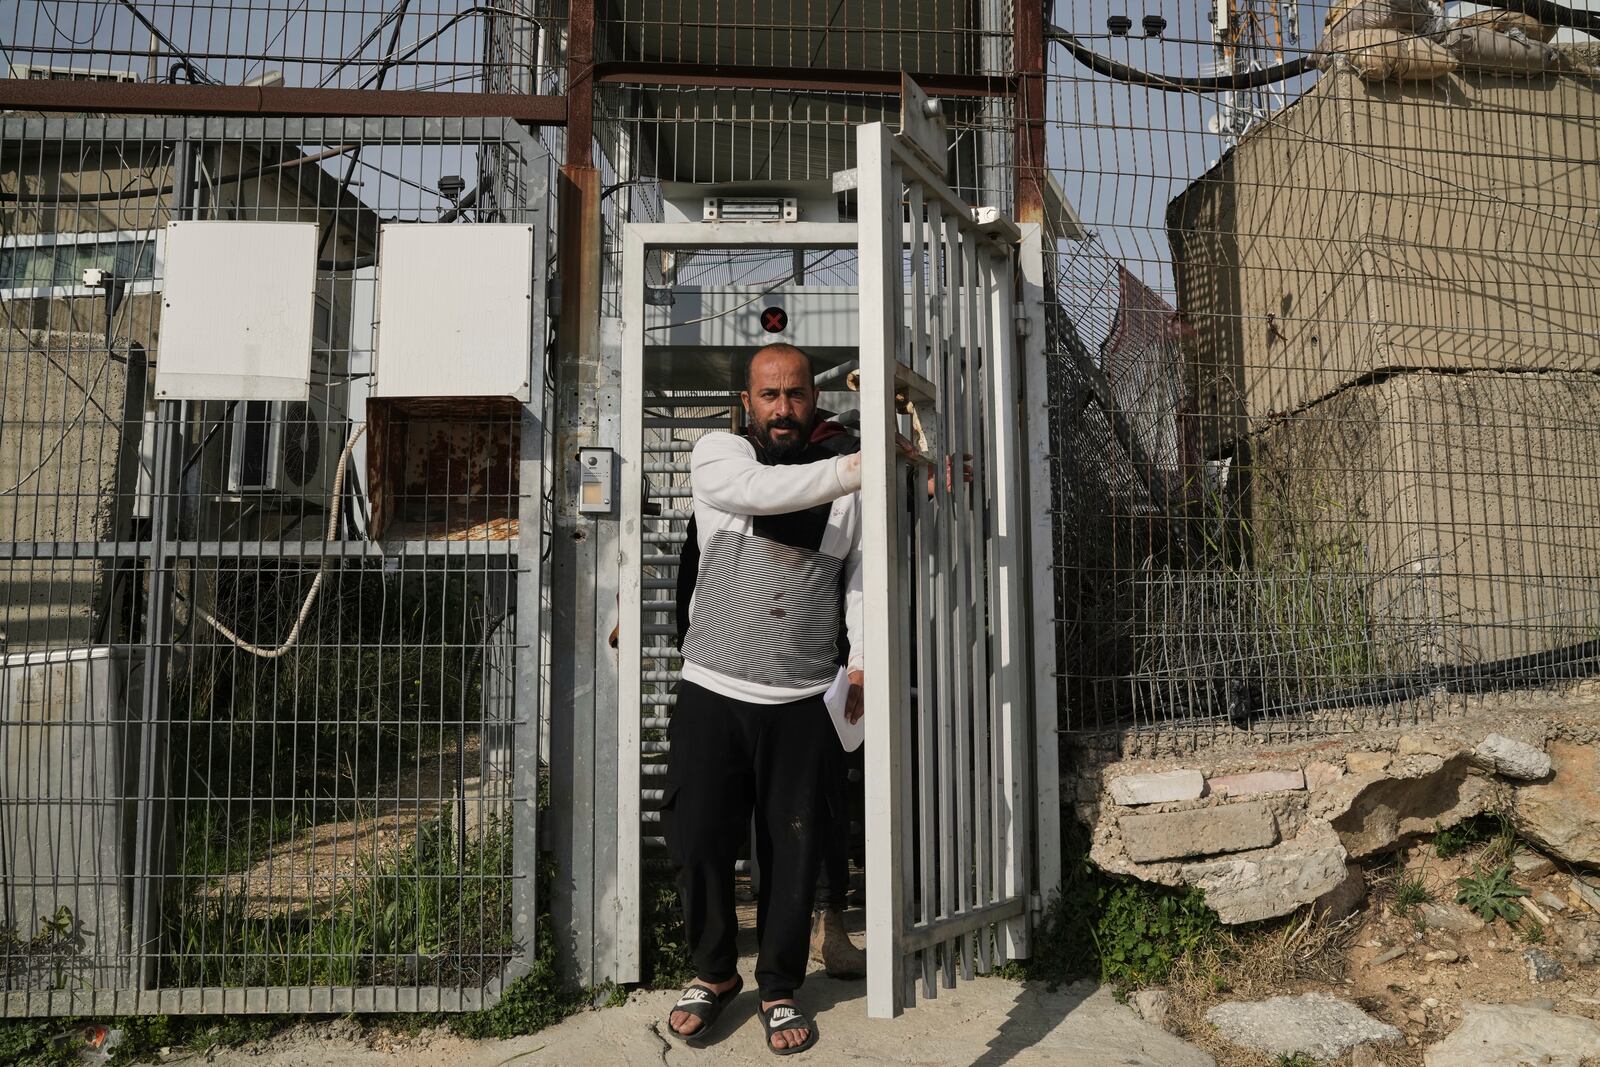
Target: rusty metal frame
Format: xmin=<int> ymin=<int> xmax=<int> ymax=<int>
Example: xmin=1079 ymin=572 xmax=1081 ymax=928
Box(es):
xmin=0 ymin=80 xmax=569 ymax=123
xmin=594 ymin=63 xmax=1016 ymax=98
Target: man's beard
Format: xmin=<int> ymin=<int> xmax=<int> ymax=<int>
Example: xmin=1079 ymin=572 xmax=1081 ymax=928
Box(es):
xmin=752 ymin=415 xmax=812 ymax=462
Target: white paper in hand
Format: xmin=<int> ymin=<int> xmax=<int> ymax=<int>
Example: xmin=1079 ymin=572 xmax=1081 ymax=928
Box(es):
xmin=823 ymin=667 xmax=864 ymax=752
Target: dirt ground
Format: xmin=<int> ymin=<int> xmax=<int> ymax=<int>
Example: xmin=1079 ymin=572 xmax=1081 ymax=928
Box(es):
xmin=1157 ymin=834 xmax=1600 ymax=1067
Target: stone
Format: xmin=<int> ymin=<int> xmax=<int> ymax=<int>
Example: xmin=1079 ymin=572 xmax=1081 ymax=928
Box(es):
xmin=1132 ymin=988 xmax=1172 ymax=1029
xmin=1423 ymin=1001 xmax=1600 ymax=1067
xmin=1313 ymin=863 xmax=1368 ymax=920
xmin=1538 ymin=890 xmax=1569 ymax=913
xmin=1417 ymin=903 xmax=1486 ymax=936
xmin=1514 ymin=851 xmax=1557 ymax=879
xmin=1513 ymin=741 xmax=1600 ymax=866
xmin=1324 ymin=755 xmax=1495 ymax=858
xmin=1305 ymin=760 xmax=1346 ymax=790
xmin=1346 ymin=752 xmax=1393 ymax=775
xmin=1180 ymin=826 xmax=1349 ymax=924
xmin=1351 ymin=1046 xmax=1386 ymax=1067
xmin=1424 ymin=950 xmax=1460 ymax=963
xmin=1473 ymin=733 xmax=1552 ymax=781
xmin=1525 ymin=947 xmax=1566 ymax=982
xmin=1572 ymin=876 xmax=1600 ymax=915
xmin=1205 ymin=768 xmax=1307 ymax=798
xmin=1370 ymin=945 xmax=1408 ymax=966
xmin=1523 ymin=996 xmax=1559 ymax=1011
xmin=1204 ymin=992 xmax=1401 ymax=1061
xmin=1108 ymin=770 xmax=1205 ymax=806
xmin=1120 ymin=802 xmax=1278 ymax=863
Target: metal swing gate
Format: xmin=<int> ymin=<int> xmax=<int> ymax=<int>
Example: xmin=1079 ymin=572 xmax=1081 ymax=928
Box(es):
xmin=616 ymin=119 xmax=1054 ymax=1019
xmin=855 ymin=122 xmax=1037 ymax=1018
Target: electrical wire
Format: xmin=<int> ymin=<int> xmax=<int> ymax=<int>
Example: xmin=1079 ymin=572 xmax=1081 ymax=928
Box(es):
xmin=192 ymin=424 xmax=366 ymax=659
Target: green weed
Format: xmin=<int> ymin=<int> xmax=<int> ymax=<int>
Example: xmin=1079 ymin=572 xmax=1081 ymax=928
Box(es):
xmin=1455 ymin=863 xmax=1529 ymax=925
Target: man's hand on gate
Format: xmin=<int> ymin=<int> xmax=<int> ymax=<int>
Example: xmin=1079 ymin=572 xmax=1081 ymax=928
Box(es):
xmin=845 ymin=669 xmax=865 ymax=724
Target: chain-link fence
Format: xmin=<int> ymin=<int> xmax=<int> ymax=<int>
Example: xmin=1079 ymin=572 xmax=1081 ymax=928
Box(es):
xmin=1045 ymin=1 xmax=1600 ymax=744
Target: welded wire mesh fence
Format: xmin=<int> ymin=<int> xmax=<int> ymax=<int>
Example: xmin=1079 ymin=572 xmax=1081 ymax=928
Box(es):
xmin=1045 ymin=0 xmax=1600 ymax=743
xmin=3 ymin=1 xmax=562 ymax=94
xmin=2 ymin=111 xmax=551 ymax=1014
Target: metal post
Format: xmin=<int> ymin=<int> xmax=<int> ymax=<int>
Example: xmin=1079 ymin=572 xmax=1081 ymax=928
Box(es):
xmin=858 ymin=122 xmax=909 ymax=1020
xmin=1018 ymin=225 xmax=1062 ymax=912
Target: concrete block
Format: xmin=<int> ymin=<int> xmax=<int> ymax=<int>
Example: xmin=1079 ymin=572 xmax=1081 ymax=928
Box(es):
xmin=1120 ymin=802 xmax=1279 ymax=863
xmin=1206 ymin=768 xmax=1306 ymax=798
xmin=1108 ymin=769 xmax=1205 ymax=807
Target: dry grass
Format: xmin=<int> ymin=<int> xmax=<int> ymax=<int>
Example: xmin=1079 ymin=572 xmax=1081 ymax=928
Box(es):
xmin=1159 ymin=908 xmax=1422 ymax=1067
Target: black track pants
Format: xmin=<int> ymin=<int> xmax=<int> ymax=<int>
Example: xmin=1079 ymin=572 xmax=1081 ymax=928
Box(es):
xmin=662 ymin=679 xmax=832 ymax=1001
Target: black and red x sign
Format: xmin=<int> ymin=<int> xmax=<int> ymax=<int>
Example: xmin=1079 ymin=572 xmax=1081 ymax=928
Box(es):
xmin=760 ymin=306 xmax=788 ymax=333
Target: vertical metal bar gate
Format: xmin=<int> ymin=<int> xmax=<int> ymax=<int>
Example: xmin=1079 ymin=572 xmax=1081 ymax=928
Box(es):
xmin=857 ymin=121 xmax=1034 ymax=1019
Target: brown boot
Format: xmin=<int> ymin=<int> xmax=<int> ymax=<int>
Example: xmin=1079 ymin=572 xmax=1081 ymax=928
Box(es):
xmin=810 ymin=908 xmax=866 ymax=980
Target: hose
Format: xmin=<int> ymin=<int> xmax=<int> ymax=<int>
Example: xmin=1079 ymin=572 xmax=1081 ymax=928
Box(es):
xmin=194 ymin=424 xmax=365 ymax=659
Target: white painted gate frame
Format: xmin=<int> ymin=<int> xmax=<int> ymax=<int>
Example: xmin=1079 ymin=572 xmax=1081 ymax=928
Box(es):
xmin=615 ymin=124 xmax=1061 ymax=1016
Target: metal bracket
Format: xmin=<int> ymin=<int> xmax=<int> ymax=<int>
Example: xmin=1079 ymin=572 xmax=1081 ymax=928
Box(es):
xmin=898 ymin=74 xmax=948 ymax=172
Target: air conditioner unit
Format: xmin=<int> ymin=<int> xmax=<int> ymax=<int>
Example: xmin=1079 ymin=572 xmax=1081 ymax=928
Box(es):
xmin=225 ymin=294 xmax=351 ymax=508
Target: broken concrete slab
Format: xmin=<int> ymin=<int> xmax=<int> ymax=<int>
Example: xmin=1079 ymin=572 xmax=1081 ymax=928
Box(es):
xmin=1108 ymin=769 xmax=1205 ymax=806
xmin=1473 ymin=733 xmax=1552 ymax=781
xmin=1423 ymin=1001 xmax=1600 ymax=1067
xmin=1313 ymin=863 xmax=1368 ymax=920
xmin=1205 ymin=992 xmax=1400 ymax=1061
xmin=1320 ymin=755 xmax=1494 ymax=857
xmin=1206 ymin=768 xmax=1306 ymax=798
xmin=1182 ymin=825 xmax=1350 ymax=924
xmin=1513 ymin=741 xmax=1600 ymax=866
xmin=1120 ymin=802 xmax=1278 ymax=863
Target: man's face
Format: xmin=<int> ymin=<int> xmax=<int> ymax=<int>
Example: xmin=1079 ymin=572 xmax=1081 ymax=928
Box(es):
xmin=743 ymin=350 xmax=816 ymax=461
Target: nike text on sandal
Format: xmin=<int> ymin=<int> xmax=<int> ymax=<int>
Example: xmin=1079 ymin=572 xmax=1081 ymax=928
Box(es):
xmin=666 ymin=975 xmax=743 ymax=1045
xmin=760 ymin=1002 xmax=818 ymax=1056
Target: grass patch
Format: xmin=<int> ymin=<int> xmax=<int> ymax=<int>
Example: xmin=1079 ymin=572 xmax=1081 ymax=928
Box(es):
xmin=166 ymin=808 xmax=515 ymax=989
xmin=1433 ymin=813 xmax=1506 ymax=860
xmin=1393 ymin=873 xmax=1433 ymax=915
xmin=1277 ymin=1055 xmax=1319 ymax=1067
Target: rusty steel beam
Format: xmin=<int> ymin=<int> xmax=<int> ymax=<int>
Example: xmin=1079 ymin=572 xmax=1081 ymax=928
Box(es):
xmin=595 ymin=62 xmax=1016 ymax=99
xmin=566 ymin=0 xmax=596 ymax=167
xmin=0 ymin=79 xmax=567 ymax=124
xmin=1014 ymin=2 xmax=1047 ymax=223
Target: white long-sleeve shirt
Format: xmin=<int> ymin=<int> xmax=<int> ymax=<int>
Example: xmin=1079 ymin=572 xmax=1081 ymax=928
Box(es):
xmin=679 ymin=431 xmax=865 ymax=704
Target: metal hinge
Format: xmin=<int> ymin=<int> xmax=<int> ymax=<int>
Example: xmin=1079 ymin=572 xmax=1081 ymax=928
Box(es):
xmin=1014 ymin=302 xmax=1032 ymax=338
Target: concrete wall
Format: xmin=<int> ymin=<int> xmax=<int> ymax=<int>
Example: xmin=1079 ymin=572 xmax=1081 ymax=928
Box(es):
xmin=1252 ymin=370 xmax=1600 ymax=665
xmin=1169 ymin=68 xmax=1600 ymax=428
xmin=1169 ymin=68 xmax=1600 ymax=666
xmin=0 ymin=327 xmax=144 ymax=653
